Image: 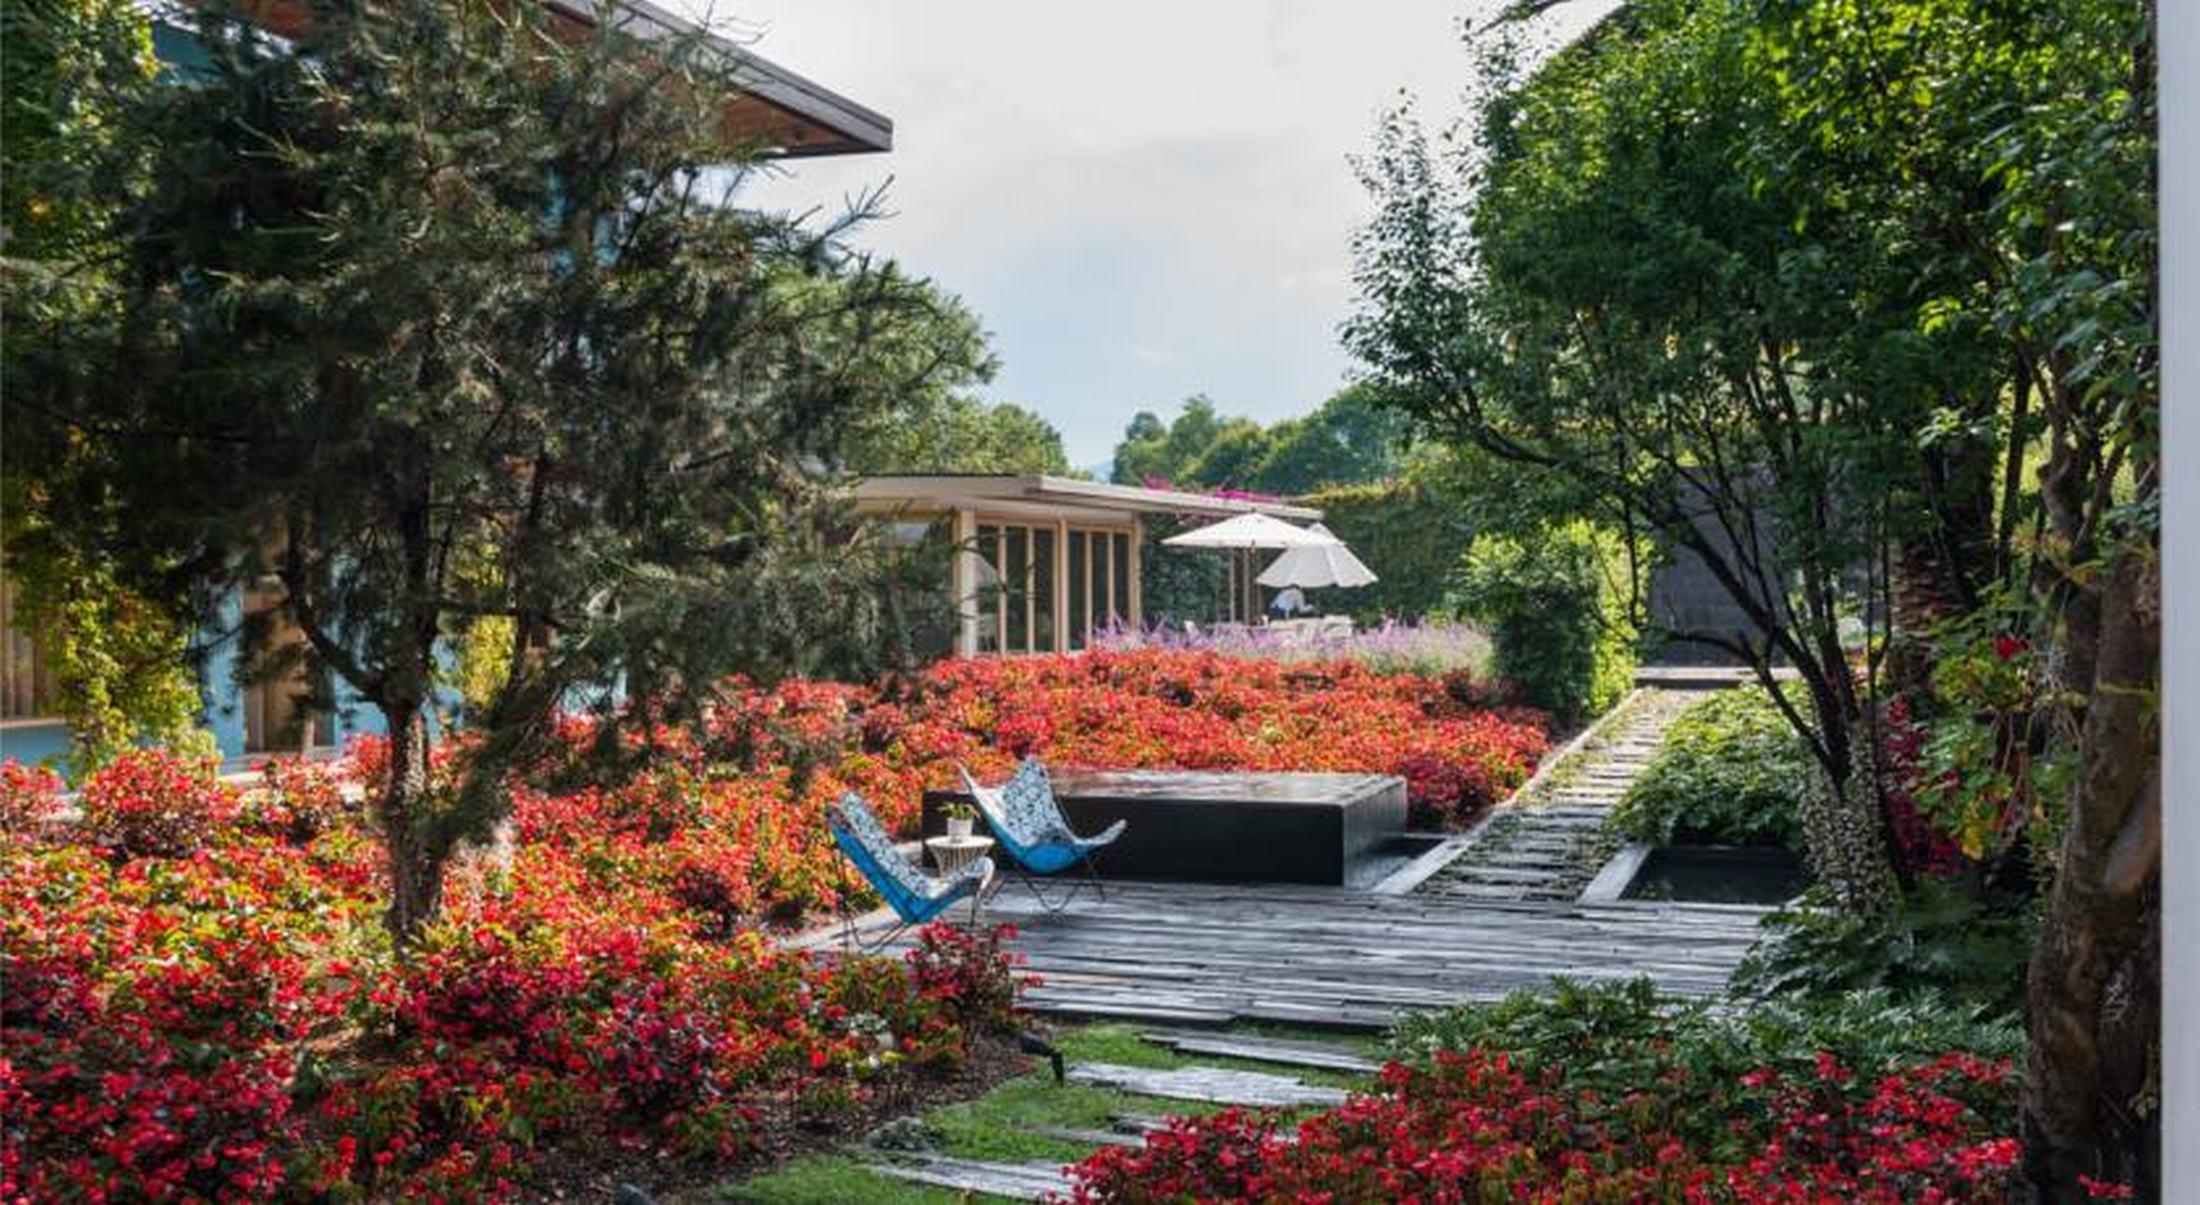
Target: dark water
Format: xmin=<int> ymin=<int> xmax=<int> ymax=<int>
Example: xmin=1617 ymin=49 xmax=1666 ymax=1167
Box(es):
xmin=1346 ymin=835 xmax=1447 ymax=890
xmin=1622 ymin=846 xmax=1807 ymax=905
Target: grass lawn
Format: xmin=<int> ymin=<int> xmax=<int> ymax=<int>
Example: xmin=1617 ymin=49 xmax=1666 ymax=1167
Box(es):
xmin=721 ymin=1023 xmax=1381 ymax=1203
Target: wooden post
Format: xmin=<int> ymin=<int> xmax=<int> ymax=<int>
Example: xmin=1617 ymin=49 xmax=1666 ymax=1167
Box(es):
xmin=1053 ymin=517 xmax=1071 ymax=653
xmin=1128 ymin=519 xmax=1144 ymax=630
xmin=952 ymin=508 xmax=978 ymax=656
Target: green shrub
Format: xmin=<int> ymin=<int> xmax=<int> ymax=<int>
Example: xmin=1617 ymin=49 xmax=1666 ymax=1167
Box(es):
xmin=1300 ymin=478 xmax=1475 ymax=622
xmin=1387 ymin=978 xmax=2021 ymax=1143
xmin=1733 ymin=880 xmax=2036 ymax=1017
xmin=1607 ymin=683 xmax=1814 ymax=847
xmin=1453 ymin=520 xmax=1637 ymax=725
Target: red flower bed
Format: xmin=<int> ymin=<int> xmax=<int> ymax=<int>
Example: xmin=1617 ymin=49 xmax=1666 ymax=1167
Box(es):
xmin=1065 ymin=1048 xmax=2027 ymax=1203
xmin=0 ymin=650 xmax=1531 ymax=1199
xmin=0 ymin=760 xmax=1022 ymax=1200
xmin=506 ymin=650 xmax=1544 ymax=929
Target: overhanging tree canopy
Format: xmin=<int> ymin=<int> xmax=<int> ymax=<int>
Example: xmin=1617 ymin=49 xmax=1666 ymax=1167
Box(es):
xmin=5 ymin=0 xmax=990 ymax=941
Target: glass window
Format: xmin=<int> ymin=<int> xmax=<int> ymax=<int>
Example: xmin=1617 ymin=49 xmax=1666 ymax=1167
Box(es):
xmin=1005 ymin=526 xmax=1029 ymax=653
xmin=1033 ymin=528 xmax=1056 ymax=653
xmin=1068 ymin=532 xmax=1088 ymax=650
xmin=974 ymin=524 xmax=1002 ymax=654
xmin=1111 ymin=533 xmax=1132 ymax=628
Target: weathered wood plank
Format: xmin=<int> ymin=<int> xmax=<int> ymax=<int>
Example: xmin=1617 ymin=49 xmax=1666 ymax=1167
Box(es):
xmin=864 ymin=1155 xmax=1069 ymax=1201
xmin=1138 ymin=1028 xmax=1382 ymax=1074
xmin=1067 ymin=1062 xmax=1350 ymax=1108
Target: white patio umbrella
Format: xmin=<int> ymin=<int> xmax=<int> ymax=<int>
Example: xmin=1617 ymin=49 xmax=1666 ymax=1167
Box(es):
xmin=1257 ymin=523 xmax=1378 ymax=590
xmin=1162 ymin=513 xmax=1338 ymax=621
xmin=1160 ymin=512 xmax=1338 ymax=550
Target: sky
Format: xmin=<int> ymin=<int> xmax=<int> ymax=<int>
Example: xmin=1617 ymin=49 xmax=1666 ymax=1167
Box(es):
xmin=676 ymin=1 xmax=1612 ymax=468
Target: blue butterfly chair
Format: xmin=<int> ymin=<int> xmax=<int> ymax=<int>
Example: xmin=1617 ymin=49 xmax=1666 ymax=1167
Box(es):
xmin=827 ymin=793 xmax=993 ymax=951
xmin=956 ymin=758 xmax=1126 ymax=912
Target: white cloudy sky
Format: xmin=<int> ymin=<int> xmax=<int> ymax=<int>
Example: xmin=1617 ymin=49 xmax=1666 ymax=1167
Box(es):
xmin=676 ymin=1 xmax=1612 ymax=467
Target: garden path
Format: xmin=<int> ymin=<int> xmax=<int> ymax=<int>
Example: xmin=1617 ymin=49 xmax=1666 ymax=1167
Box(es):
xmin=1413 ymin=686 xmax=1710 ymax=903
xmin=861 ymin=1034 xmax=1370 ymax=1200
xmin=812 ymin=684 xmax=1768 ymax=1031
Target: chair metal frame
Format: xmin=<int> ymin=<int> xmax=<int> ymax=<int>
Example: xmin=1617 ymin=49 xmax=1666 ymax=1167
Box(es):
xmin=956 ymin=759 xmax=1126 ymax=914
xmin=826 ymin=792 xmax=991 ymax=953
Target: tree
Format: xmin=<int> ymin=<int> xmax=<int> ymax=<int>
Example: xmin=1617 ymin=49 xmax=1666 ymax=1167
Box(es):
xmin=1112 ymin=395 xmax=1224 ymax=486
xmin=1351 ymin=2 xmax=1922 ymax=908
xmin=2 ymin=0 xmax=213 ymax=774
xmin=845 ymin=394 xmax=1072 ymax=475
xmin=1252 ymin=384 xmax=1411 ymax=496
xmin=815 ymin=273 xmax=1075 ymax=476
xmin=1352 ymin=0 xmax=2157 ymax=1191
xmin=1109 ymin=388 xmax=1407 ymax=496
xmin=6 ymin=0 xmax=988 ymax=943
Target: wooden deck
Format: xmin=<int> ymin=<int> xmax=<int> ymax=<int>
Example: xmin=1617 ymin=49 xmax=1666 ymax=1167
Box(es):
xmin=820 ymin=878 xmax=1768 ymax=1030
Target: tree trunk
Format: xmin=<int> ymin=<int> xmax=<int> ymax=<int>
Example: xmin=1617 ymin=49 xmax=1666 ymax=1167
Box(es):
xmin=2023 ymin=546 xmax=2160 ymax=1199
xmin=377 ymin=700 xmax=444 ymax=948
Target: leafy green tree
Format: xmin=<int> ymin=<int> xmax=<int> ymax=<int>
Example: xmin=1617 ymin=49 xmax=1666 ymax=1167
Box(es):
xmin=1182 ymin=419 xmax=1273 ymax=490
xmin=1355 ymin=0 xmax=2156 ymax=1189
xmin=1111 ymin=395 xmax=1226 ymax=486
xmin=1110 ymin=388 xmax=1407 ymax=496
xmin=7 ymin=0 xmax=987 ymax=943
xmin=1252 ymin=384 xmax=1411 ymax=495
xmin=2 ymin=0 xmax=212 ymax=774
xmin=845 ymin=396 xmax=1071 ymax=476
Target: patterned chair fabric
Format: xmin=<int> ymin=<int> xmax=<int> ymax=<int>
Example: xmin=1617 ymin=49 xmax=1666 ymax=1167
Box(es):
xmin=958 ymin=758 xmax=1127 ymax=877
xmin=827 ymin=793 xmax=991 ymax=925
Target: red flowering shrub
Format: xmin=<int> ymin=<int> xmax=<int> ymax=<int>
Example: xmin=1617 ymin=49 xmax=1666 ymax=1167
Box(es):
xmin=2 ymin=843 xmax=366 ymax=1200
xmin=4 ymin=650 xmax=1532 ymax=1199
xmin=74 ymin=748 xmax=240 ymax=857
xmin=247 ymin=755 xmax=353 ymax=844
xmin=0 ymin=759 xmax=64 ymax=833
xmin=1064 ymin=1048 xmax=2026 ymax=1203
xmin=1878 ymin=697 xmax=1968 ymax=877
xmin=907 ymin=922 xmax=1033 ymax=1035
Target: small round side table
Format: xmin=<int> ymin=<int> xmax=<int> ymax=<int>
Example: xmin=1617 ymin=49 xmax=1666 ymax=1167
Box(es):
xmin=925 ymin=834 xmax=996 ymax=923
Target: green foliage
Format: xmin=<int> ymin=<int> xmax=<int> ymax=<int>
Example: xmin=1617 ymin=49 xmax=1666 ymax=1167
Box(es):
xmin=2 ymin=0 xmax=208 ymax=776
xmin=1110 ymin=386 xmax=1408 ymax=496
xmin=1734 ymin=881 xmax=2037 ymax=1018
xmin=1453 ymin=520 xmax=1637 ymax=724
xmin=1301 ymin=473 xmax=1472 ymax=623
xmin=1 ymin=0 xmax=155 ymax=262
xmin=823 ymin=275 xmax=1071 ymax=477
xmin=7 ymin=0 xmax=991 ymax=937
xmin=1390 ymin=978 xmax=2021 ymax=1134
xmin=845 ymin=396 xmax=1069 ymax=476
xmin=0 ymin=548 xmax=214 ymax=776
xmin=1608 ymin=684 xmax=1814 ymax=848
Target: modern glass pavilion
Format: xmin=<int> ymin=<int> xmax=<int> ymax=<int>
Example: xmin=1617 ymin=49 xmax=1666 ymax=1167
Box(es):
xmin=853 ymin=475 xmax=1324 ymax=657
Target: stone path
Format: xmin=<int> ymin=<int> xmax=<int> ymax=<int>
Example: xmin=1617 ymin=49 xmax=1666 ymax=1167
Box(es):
xmin=863 ymin=1034 xmax=1373 ymax=1201
xmin=1414 ymin=687 xmax=1712 ymax=904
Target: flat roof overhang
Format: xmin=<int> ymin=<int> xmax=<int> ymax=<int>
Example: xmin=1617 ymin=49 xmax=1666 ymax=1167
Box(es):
xmin=197 ymin=0 xmax=892 ymax=157
xmin=853 ymin=474 xmax=1324 ymax=525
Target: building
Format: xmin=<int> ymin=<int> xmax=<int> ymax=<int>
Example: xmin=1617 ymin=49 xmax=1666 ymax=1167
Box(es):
xmin=853 ymin=475 xmax=1322 ymax=657
xmin=0 ymin=2 xmax=890 ymax=770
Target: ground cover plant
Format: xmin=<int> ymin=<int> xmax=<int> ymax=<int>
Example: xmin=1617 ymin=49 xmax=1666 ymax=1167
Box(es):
xmin=1067 ymin=981 xmax=2047 ymax=1203
xmin=0 ymin=749 xmax=1033 ymax=1200
xmin=1607 ymin=683 xmax=1815 ymax=849
xmin=1092 ymin=620 xmax=1493 ymax=684
xmin=0 ymin=649 xmax=1537 ymax=1198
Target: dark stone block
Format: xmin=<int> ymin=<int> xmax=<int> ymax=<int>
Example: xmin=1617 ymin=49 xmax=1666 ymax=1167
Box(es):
xmin=925 ymin=769 xmax=1408 ymax=886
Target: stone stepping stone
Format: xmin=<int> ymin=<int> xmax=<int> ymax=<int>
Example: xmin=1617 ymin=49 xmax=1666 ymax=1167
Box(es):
xmin=1028 ymin=1124 xmax=1146 ymax=1148
xmin=1140 ymin=1028 xmax=1381 ymax=1074
xmin=1067 ymin=1061 xmax=1350 ymax=1108
xmin=865 ymin=1154 xmax=1069 ymax=1201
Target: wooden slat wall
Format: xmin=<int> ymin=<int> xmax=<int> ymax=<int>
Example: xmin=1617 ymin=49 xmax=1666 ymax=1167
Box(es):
xmin=0 ymin=578 xmax=53 ymax=721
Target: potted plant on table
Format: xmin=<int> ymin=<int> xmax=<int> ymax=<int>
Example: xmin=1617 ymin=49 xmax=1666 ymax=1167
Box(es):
xmin=942 ymin=799 xmax=977 ymax=839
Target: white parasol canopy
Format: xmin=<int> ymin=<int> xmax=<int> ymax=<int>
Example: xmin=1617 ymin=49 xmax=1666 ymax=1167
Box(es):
xmin=1161 ymin=512 xmax=1339 ymax=550
xmin=1257 ymin=523 xmax=1378 ymax=590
